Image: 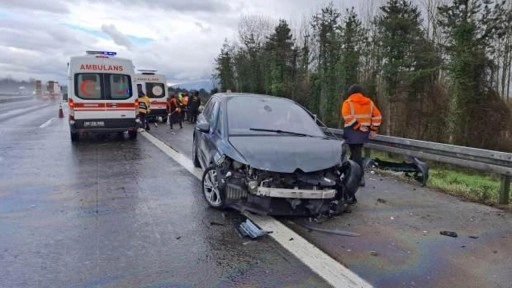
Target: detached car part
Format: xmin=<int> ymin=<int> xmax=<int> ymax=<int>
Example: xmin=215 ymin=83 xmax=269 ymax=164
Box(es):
xmin=363 ymin=157 xmax=429 ymax=186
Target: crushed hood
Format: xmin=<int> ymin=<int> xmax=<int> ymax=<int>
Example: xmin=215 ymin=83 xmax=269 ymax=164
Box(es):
xmin=228 ymin=136 xmax=343 ymax=173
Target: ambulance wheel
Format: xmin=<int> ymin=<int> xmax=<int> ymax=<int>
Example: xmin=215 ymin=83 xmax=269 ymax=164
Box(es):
xmin=128 ymin=130 xmax=137 ymax=140
xmin=70 ymin=131 xmax=79 ymax=142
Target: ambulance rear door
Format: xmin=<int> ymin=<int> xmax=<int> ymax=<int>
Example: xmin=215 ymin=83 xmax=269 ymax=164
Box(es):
xmin=69 ymin=52 xmax=137 ymax=131
xmin=135 ymin=72 xmax=168 ymax=119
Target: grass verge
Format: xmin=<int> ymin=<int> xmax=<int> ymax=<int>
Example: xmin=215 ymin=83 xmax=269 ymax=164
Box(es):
xmin=368 ymin=151 xmax=505 ymax=207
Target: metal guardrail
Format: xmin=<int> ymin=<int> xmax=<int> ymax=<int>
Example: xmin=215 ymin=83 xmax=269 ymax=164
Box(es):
xmin=0 ymin=92 xmax=34 ymax=104
xmin=323 ymin=127 xmax=512 ymax=205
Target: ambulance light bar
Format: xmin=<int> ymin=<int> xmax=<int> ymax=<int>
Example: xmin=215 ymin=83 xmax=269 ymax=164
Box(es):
xmin=138 ymin=69 xmax=157 ymax=75
xmin=86 ymin=51 xmax=117 ymax=56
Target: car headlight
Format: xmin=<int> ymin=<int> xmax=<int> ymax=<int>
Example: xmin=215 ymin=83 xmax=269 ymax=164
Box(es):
xmin=214 ymin=153 xmax=226 ymax=166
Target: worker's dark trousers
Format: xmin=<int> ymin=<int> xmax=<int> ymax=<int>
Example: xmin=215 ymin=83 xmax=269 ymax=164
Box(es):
xmin=349 ymin=144 xmax=364 ymax=184
xmin=190 ymin=110 xmax=198 ymax=123
xmin=170 ymin=111 xmax=182 ymax=129
xmin=138 ymin=112 xmax=149 ymax=130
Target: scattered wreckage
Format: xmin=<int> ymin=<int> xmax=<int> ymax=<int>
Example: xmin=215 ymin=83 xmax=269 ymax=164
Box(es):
xmin=363 ymin=157 xmax=429 ymax=186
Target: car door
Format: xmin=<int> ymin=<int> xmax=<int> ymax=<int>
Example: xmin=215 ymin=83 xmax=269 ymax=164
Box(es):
xmin=196 ymin=98 xmax=216 ymax=167
xmin=202 ymin=100 xmax=220 ymax=166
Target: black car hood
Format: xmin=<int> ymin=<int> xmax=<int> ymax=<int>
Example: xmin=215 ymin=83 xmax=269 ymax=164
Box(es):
xmin=228 ymin=136 xmax=343 ymax=173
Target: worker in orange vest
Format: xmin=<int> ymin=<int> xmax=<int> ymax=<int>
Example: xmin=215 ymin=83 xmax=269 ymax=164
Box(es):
xmin=341 ymin=84 xmax=382 ymax=194
xmin=181 ymin=92 xmax=189 ymax=121
xmin=167 ymin=94 xmax=183 ymax=129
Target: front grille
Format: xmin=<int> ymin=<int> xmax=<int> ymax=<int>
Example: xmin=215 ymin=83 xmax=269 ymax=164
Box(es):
xmin=226 ymin=183 xmax=248 ymax=201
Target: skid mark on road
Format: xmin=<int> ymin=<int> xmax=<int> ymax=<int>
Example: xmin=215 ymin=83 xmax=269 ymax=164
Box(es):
xmin=141 ymin=131 xmax=372 ymax=288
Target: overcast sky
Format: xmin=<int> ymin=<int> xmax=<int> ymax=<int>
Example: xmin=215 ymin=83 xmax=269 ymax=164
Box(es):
xmin=0 ymin=0 xmax=383 ymax=86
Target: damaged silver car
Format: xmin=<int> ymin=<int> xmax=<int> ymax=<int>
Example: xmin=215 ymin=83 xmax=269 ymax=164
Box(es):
xmin=192 ymin=92 xmax=362 ymax=217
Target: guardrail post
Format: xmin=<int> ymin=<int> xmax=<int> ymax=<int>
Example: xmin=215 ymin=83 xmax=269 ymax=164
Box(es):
xmin=364 ymin=147 xmax=372 ymax=158
xmin=499 ymin=175 xmax=510 ymax=205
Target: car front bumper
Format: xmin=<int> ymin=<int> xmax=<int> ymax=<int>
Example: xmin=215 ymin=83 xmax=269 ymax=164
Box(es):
xmin=253 ymin=187 xmax=336 ymax=199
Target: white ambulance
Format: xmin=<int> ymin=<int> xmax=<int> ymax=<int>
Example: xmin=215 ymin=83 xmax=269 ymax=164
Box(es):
xmin=67 ymin=51 xmax=138 ymax=142
xmin=134 ymin=70 xmax=169 ymax=123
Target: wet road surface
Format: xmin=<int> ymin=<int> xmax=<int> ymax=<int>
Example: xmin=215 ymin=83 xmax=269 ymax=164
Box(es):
xmin=149 ymin=120 xmax=512 ymax=288
xmin=0 ymin=103 xmax=330 ymax=288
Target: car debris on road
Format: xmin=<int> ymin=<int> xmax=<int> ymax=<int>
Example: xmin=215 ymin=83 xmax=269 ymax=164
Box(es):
xmin=237 ymin=218 xmax=272 ymax=239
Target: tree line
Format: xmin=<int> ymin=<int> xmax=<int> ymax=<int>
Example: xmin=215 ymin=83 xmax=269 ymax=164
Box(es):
xmin=213 ymin=0 xmax=512 ymax=152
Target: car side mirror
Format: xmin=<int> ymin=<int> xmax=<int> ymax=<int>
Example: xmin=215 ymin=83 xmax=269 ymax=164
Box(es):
xmin=197 ymin=122 xmax=210 ymax=133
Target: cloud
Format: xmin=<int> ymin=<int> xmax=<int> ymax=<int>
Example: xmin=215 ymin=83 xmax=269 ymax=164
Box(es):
xmin=0 ymin=0 xmax=70 ymax=14
xmin=101 ymin=24 xmax=133 ymax=49
xmin=88 ymin=0 xmax=233 ymax=13
xmin=0 ymin=0 xmax=369 ymax=88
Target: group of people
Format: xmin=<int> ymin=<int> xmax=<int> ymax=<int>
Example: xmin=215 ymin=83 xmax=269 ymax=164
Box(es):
xmin=136 ymin=89 xmax=202 ymax=132
xmin=166 ymin=91 xmax=201 ymax=129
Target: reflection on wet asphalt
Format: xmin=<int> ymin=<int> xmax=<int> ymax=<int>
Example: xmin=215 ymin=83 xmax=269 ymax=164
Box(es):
xmin=0 ymin=104 xmax=330 ymax=288
xmin=150 ymin=121 xmax=512 ymax=288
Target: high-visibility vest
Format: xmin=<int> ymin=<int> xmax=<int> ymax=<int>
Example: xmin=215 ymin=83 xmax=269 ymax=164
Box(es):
xmin=138 ymin=96 xmax=151 ymax=114
xmin=341 ymin=93 xmax=382 ymax=131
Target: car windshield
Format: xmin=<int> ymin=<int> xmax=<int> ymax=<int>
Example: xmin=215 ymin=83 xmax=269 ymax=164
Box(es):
xmin=227 ymin=96 xmax=325 ymax=137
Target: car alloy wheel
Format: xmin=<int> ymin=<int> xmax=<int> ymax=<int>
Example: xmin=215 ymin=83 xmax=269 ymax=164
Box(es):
xmin=202 ymin=166 xmax=225 ymax=208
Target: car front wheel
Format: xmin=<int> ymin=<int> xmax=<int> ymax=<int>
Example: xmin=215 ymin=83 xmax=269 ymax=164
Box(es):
xmin=202 ymin=166 xmax=226 ymax=209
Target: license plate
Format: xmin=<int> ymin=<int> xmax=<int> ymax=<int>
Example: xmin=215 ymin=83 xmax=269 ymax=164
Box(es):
xmin=84 ymin=121 xmax=105 ymax=127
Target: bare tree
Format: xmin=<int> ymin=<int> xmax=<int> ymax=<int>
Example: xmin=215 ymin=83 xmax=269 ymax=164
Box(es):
xmin=237 ymin=15 xmax=275 ymax=47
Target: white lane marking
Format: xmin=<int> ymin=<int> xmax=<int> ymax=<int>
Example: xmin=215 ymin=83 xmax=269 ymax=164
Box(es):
xmin=0 ymin=104 xmax=53 ymax=120
xmin=39 ymin=118 xmax=55 ymax=128
xmin=141 ymin=131 xmax=372 ymax=288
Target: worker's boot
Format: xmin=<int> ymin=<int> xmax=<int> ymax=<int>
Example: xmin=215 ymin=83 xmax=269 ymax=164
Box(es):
xmin=346 ymin=194 xmax=357 ymax=205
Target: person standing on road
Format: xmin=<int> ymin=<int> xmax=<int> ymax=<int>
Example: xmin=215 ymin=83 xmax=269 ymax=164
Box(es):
xmin=167 ymin=94 xmax=183 ymax=129
xmin=138 ymin=90 xmax=151 ymax=131
xmin=181 ymin=92 xmax=189 ymax=122
xmin=188 ymin=91 xmax=201 ymax=124
xmin=341 ymin=84 xmax=382 ymax=192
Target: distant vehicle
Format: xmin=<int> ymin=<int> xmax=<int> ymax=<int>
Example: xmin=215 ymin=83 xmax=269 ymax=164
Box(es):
xmin=192 ymin=92 xmax=362 ymax=217
xmin=67 ymin=50 xmax=138 ymax=142
xmin=47 ymin=81 xmax=61 ymax=100
xmin=35 ymin=80 xmax=43 ymax=99
xmin=134 ymin=70 xmax=169 ymax=123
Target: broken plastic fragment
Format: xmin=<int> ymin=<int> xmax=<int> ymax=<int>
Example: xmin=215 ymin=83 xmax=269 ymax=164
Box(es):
xmin=440 ymin=231 xmax=458 ymax=238
xmin=238 ymin=219 xmax=271 ymax=239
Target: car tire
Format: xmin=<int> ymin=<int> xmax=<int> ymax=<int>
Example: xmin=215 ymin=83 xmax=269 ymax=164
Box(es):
xmin=162 ymin=116 xmax=168 ymax=124
xmin=128 ymin=130 xmax=137 ymax=140
xmin=202 ymin=166 xmax=226 ymax=209
xmin=192 ymin=136 xmax=201 ymax=168
xmin=70 ymin=131 xmax=79 ymax=142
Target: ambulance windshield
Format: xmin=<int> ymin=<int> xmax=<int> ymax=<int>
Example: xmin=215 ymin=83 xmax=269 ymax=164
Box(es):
xmin=145 ymin=82 xmax=166 ymax=98
xmin=75 ymin=73 xmax=132 ymax=100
